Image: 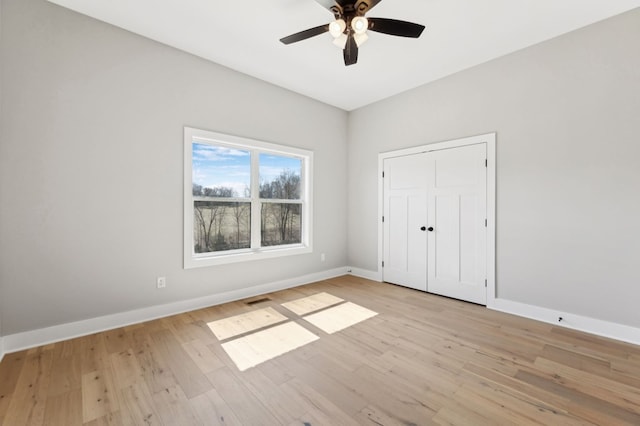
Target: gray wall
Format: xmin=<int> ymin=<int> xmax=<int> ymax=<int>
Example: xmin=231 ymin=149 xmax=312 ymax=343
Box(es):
xmin=0 ymin=0 xmax=348 ymax=335
xmin=348 ymin=8 xmax=640 ymax=328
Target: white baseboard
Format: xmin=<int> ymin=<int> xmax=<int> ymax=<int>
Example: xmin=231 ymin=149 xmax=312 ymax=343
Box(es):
xmin=2 ymin=267 xmax=348 ymax=355
xmin=489 ymin=298 xmax=640 ymax=347
xmin=5 ymin=269 xmax=638 ymax=357
xmin=347 ymin=266 xmax=382 ymax=282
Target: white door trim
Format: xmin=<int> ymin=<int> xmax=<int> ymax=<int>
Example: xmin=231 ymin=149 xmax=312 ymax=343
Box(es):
xmin=377 ymin=133 xmax=496 ymax=305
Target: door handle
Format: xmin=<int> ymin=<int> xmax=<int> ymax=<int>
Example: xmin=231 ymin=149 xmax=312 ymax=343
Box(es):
xmin=420 ymin=226 xmax=426 ymax=231
xmin=428 ymin=227 xmax=434 ymax=232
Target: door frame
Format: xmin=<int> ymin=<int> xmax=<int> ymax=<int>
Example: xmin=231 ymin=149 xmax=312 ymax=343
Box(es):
xmin=377 ymin=133 xmax=497 ymax=305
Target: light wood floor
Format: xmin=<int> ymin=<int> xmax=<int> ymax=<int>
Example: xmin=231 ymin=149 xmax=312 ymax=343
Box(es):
xmin=1 ymin=275 xmax=640 ymax=425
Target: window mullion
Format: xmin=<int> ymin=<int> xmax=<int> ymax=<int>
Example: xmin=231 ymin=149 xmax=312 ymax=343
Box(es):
xmin=250 ymin=150 xmax=261 ymax=250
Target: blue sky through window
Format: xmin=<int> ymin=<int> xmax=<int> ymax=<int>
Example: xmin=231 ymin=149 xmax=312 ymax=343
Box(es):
xmin=193 ymin=143 xmax=301 ymax=197
xmin=192 ymin=143 xmax=250 ymax=197
xmin=259 ymin=153 xmax=301 ymax=185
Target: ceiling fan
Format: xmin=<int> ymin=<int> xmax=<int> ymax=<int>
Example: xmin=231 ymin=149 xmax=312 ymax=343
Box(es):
xmin=280 ymin=0 xmax=425 ymax=66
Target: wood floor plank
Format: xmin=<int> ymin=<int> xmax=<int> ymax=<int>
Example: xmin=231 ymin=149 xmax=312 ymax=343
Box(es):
xmin=188 ymin=388 xmax=243 ymax=426
xmin=280 ymin=291 xmax=344 ymax=315
xmin=550 ymin=325 xmax=639 ymax=358
xmin=149 ymin=329 xmax=212 ymax=399
xmin=181 ymin=339 xmax=225 ymax=374
xmin=47 ymin=349 xmax=81 ymax=397
xmin=463 ymin=362 xmax=572 ymax=412
xmin=356 ymin=404 xmax=417 ymax=426
xmin=152 ymin=385 xmax=199 ymax=425
xmin=83 ymin=411 xmax=124 ymax=426
xmin=207 ymin=306 xmax=288 ymax=341
xmin=117 ymin=383 xmax=163 ymax=426
xmin=206 ymin=367 xmax=280 ymax=425
xmin=515 ymin=369 xmax=640 ymax=425
xmin=541 ymin=343 xmax=640 ymax=388
xmin=1 ymin=276 xmax=640 ymax=425
xmin=531 ymin=357 xmax=640 ymax=415
xmin=81 ymin=368 xmax=120 ymax=423
xmin=231 ymin=367 xmax=304 ymax=424
xmin=130 ymin=334 xmax=180 ymax=394
xmin=253 ymin=357 xmax=295 ymax=386
xmin=79 ymin=334 xmax=110 ymax=375
xmin=351 ymin=363 xmax=439 ymax=422
xmin=454 ymin=377 xmax=587 ymax=425
xmin=166 ymin=318 xmax=218 ymax=345
xmin=102 ymin=328 xmax=131 ymax=355
xmin=273 ymin=353 xmax=369 ymax=416
xmin=109 ymin=349 xmax=145 ymax=389
xmin=0 ymin=351 xmax=28 ymax=421
xmin=2 ymin=350 xmax=53 ymax=426
xmin=43 ymin=389 xmax=83 ymax=425
xmin=280 ymin=378 xmax=361 ymax=426
xmin=612 ymin=356 xmax=640 ymax=382
xmin=541 ymin=343 xmax=611 ymax=372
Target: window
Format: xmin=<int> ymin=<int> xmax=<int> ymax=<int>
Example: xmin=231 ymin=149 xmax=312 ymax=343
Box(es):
xmin=184 ymin=127 xmax=313 ymax=268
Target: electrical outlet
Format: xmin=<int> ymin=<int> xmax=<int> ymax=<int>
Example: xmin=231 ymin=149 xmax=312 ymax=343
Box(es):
xmin=157 ymin=276 xmax=166 ymax=289
xmin=321 ymin=253 xmax=326 ymax=262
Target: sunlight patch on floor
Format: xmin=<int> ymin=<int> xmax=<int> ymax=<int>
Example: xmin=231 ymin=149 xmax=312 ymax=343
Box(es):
xmin=281 ymin=292 xmax=344 ymax=316
xmin=303 ymin=301 xmax=378 ymax=334
xmin=221 ymin=322 xmax=319 ymax=371
xmin=206 ymin=307 xmax=288 ymax=341
xmin=209 ymin=293 xmax=378 ymax=371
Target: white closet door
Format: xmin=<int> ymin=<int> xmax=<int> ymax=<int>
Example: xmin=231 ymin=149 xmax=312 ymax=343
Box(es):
xmin=383 ymin=153 xmax=428 ymax=291
xmin=427 ymin=144 xmax=487 ymax=304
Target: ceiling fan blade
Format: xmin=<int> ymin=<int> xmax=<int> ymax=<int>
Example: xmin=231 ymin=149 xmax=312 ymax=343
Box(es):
xmin=280 ymin=25 xmax=330 ymax=45
xmin=343 ymin=32 xmax=358 ymax=66
xmin=368 ymin=18 xmax=425 ymax=38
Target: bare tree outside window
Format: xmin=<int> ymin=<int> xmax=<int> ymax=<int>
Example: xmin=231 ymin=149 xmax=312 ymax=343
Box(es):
xmin=260 ymin=170 xmax=302 ymax=246
xmin=192 ymin=184 xmax=251 ymax=253
xmin=191 ymin=143 xmax=251 ymax=254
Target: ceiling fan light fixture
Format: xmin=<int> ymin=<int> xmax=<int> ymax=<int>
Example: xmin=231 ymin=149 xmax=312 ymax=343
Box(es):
xmin=333 ymin=33 xmax=348 ymax=49
xmin=351 ymin=16 xmax=368 ymax=35
xmin=329 ymin=19 xmax=346 ymax=38
xmin=354 ymin=32 xmax=369 ymax=47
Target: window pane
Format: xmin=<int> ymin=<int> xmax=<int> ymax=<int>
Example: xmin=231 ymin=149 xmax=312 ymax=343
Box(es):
xmin=193 ymin=201 xmax=251 ymax=253
xmin=259 ymin=154 xmax=301 ymax=200
xmin=261 ymin=203 xmax=301 ymax=246
xmin=192 ymin=143 xmax=250 ymax=198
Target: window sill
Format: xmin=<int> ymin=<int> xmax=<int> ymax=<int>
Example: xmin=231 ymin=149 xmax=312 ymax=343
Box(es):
xmin=184 ymin=245 xmax=312 ymax=269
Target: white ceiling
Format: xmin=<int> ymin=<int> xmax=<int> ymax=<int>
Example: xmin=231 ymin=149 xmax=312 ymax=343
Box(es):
xmin=47 ymin=0 xmax=640 ymax=111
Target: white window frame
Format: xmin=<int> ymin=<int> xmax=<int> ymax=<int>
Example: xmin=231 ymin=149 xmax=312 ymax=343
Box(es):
xmin=184 ymin=127 xmax=313 ymax=268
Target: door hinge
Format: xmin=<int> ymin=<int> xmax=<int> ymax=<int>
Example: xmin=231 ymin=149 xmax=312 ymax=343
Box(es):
xmin=485 ymin=279 xmax=487 ymax=287
xmin=485 ymin=159 xmax=488 ymax=167
xmin=382 ymin=216 xmax=385 ymax=223
xmin=382 ymin=171 xmax=385 ymax=178
xmin=382 ymin=261 xmax=385 ymax=268
xmin=485 ymin=219 xmax=487 ymax=227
